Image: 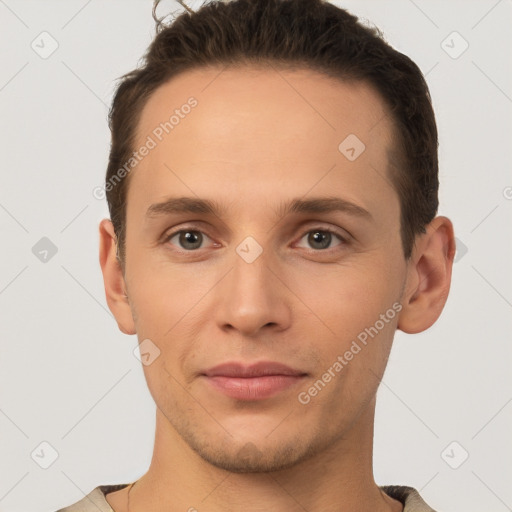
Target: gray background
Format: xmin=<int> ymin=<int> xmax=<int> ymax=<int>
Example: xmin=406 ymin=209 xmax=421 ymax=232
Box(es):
xmin=0 ymin=0 xmax=511 ymax=511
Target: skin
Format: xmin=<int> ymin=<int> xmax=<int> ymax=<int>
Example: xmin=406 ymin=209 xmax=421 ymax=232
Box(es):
xmin=99 ymin=65 xmax=455 ymax=512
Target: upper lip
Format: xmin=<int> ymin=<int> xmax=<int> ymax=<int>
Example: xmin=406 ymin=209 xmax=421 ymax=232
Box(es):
xmin=202 ymin=361 xmax=307 ymax=378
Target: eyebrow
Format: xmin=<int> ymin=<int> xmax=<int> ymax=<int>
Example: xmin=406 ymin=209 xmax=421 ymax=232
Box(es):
xmin=145 ymin=196 xmax=372 ymax=221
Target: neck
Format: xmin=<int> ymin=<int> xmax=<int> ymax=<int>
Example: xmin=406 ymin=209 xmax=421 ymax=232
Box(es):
xmin=120 ymin=396 xmax=402 ymax=512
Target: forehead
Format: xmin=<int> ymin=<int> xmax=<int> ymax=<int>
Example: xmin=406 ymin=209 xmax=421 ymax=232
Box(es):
xmin=129 ymin=65 xmax=399 ymax=218
xmin=136 ymin=64 xmax=394 ymax=148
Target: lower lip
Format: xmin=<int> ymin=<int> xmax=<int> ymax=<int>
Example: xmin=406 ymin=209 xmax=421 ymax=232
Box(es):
xmin=203 ymin=375 xmax=306 ymax=400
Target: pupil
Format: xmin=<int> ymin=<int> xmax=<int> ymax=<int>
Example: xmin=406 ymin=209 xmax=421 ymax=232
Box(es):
xmin=181 ymin=231 xmax=201 ymax=249
xmin=309 ymin=231 xmax=330 ymax=249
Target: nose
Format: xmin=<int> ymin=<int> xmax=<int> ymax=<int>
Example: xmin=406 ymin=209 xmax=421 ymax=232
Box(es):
xmin=214 ymin=247 xmax=292 ymax=338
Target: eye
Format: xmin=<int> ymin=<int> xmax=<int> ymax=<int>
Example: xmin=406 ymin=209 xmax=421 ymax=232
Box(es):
xmin=296 ymin=228 xmax=346 ymax=251
xmin=162 ymin=226 xmax=348 ymax=254
xmin=165 ymin=228 xmax=213 ymax=251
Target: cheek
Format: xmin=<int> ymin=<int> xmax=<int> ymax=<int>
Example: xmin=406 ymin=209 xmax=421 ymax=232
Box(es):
xmin=288 ymin=259 xmax=403 ymax=400
xmin=291 ymin=258 xmax=399 ymax=341
xmin=126 ymin=246 xmax=201 ymax=317
xmin=126 ymin=259 xmax=216 ymax=367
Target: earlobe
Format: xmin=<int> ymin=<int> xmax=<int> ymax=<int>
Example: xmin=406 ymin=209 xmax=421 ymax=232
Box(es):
xmin=98 ymin=219 xmax=136 ymax=335
xmin=397 ymin=216 xmax=456 ymax=334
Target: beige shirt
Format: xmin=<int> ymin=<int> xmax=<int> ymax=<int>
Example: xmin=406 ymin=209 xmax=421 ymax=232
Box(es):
xmin=55 ymin=483 xmax=438 ymax=511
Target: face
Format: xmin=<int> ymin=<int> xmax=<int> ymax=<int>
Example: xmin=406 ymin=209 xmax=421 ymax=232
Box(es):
xmin=118 ymin=65 xmax=409 ymax=472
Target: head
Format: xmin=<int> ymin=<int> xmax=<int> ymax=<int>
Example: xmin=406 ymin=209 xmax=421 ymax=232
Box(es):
xmin=99 ymin=0 xmax=455 ymax=473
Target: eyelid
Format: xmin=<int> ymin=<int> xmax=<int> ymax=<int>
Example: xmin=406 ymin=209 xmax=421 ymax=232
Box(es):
xmin=296 ymin=224 xmax=349 ymax=242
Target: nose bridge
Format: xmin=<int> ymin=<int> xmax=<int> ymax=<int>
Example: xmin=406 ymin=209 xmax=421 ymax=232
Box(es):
xmin=230 ymin=235 xmax=276 ymax=305
xmin=233 ymin=240 xmax=271 ymax=289
xmin=214 ymin=234 xmax=291 ymax=335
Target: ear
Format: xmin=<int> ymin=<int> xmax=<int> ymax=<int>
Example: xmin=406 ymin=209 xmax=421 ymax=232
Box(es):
xmin=397 ymin=216 xmax=456 ymax=334
xmin=98 ymin=218 xmax=136 ymax=335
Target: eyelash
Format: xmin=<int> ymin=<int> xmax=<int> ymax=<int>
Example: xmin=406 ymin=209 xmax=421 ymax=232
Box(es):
xmin=162 ymin=225 xmax=349 ymax=254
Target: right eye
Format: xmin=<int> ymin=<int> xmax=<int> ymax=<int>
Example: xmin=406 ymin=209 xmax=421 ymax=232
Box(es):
xmin=163 ymin=226 xmax=220 ymax=253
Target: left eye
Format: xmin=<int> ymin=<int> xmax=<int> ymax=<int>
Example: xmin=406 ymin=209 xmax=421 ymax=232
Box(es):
xmin=296 ymin=229 xmax=345 ymax=251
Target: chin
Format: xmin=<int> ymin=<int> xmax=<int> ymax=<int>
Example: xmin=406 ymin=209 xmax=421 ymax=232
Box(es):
xmin=196 ymin=442 xmax=306 ymax=473
xmin=182 ymin=426 xmax=321 ymax=474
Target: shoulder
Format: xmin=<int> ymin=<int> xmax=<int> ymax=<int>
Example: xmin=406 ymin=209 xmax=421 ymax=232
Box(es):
xmin=380 ymin=485 xmax=439 ymax=512
xmin=54 ymin=483 xmax=130 ymax=512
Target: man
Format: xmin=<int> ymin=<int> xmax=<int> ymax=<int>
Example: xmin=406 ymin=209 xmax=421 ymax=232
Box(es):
xmin=57 ymin=0 xmax=455 ymax=510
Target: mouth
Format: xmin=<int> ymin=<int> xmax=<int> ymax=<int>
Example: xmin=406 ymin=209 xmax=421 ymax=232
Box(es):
xmin=201 ymin=361 xmax=308 ymax=401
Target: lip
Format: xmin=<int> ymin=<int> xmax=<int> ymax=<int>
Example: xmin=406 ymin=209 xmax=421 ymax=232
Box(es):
xmin=203 ymin=361 xmax=305 ymax=378
xmin=201 ymin=361 xmax=307 ymax=401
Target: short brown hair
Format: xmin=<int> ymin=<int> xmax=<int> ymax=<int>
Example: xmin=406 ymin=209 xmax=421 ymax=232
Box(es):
xmin=106 ymin=0 xmax=439 ymax=265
